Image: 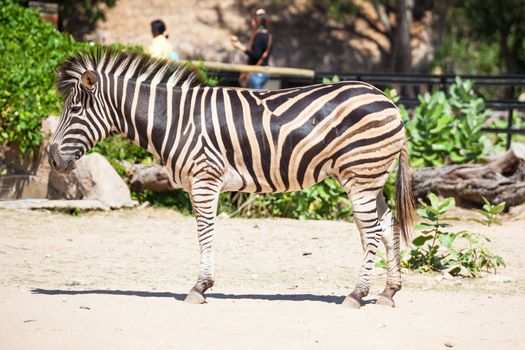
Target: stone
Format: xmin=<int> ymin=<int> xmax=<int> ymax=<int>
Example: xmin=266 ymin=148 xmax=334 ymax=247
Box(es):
xmin=0 ymin=175 xmax=49 ymax=200
xmin=48 ymin=153 xmax=136 ymax=209
xmin=486 ymin=275 xmax=514 ymax=283
xmin=129 ymin=163 xmax=178 ymax=192
xmin=217 ymin=212 xmax=230 ymax=219
xmin=442 ymin=272 xmax=454 ymax=280
xmin=0 ymin=199 xmax=111 ymax=211
xmin=1 ymin=116 xmax=136 ymax=208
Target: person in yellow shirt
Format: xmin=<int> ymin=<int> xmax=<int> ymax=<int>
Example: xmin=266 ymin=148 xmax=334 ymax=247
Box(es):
xmin=147 ymin=20 xmax=179 ymax=60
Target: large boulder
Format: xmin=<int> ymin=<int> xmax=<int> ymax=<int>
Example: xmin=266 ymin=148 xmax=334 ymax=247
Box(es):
xmin=48 ymin=153 xmax=136 ymax=208
xmin=1 ymin=116 xmax=136 ymax=208
xmin=0 ymin=175 xmax=49 ymax=199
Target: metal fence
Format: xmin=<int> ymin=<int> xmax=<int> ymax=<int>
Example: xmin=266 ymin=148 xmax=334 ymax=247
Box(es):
xmin=212 ymin=71 xmax=525 ymax=149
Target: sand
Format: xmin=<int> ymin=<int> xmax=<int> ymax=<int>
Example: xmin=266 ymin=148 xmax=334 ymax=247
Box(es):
xmin=1 ymin=207 xmax=524 ymax=350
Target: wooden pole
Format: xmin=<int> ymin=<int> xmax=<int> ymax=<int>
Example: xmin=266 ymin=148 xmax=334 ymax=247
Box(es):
xmin=173 ymin=60 xmax=315 ymax=79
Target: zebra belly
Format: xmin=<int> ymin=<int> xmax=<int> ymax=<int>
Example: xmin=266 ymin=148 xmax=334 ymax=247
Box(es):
xmin=220 ymin=156 xmax=334 ymax=194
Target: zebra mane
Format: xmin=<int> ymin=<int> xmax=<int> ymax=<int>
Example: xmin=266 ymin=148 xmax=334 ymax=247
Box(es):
xmin=56 ymin=47 xmax=201 ymax=96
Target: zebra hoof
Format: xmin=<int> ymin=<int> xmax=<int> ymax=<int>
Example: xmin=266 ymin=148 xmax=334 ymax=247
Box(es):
xmin=342 ymin=295 xmax=361 ymax=309
xmin=376 ymin=295 xmax=395 ymax=308
xmin=184 ymin=289 xmax=206 ymax=304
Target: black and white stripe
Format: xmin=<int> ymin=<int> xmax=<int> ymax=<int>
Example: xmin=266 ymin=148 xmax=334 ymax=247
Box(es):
xmin=52 ymin=49 xmax=415 ymax=307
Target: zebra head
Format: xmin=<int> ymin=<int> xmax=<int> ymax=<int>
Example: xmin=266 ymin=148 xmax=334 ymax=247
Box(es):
xmin=50 ymin=67 xmax=111 ymax=173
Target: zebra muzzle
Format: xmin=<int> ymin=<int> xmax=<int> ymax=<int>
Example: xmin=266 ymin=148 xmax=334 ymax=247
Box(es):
xmin=49 ymin=143 xmax=77 ymax=174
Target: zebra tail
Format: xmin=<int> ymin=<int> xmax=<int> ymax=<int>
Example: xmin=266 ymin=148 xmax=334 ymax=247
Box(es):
xmin=395 ymin=141 xmax=415 ymax=244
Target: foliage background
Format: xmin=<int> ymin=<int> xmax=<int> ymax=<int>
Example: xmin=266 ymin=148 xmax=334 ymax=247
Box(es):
xmin=0 ymin=0 xmax=521 ymax=222
xmin=0 ymin=0 xmax=83 ymax=153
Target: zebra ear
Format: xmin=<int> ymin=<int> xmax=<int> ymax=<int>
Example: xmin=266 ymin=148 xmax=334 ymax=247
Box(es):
xmin=81 ymin=70 xmax=97 ymax=91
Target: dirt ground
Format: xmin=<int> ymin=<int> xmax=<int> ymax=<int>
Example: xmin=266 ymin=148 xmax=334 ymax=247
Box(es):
xmin=0 ymin=207 xmax=524 ymax=350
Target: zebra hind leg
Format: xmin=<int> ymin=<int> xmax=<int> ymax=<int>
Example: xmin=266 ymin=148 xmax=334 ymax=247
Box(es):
xmin=375 ymin=194 xmax=401 ymax=308
xmin=184 ymin=178 xmax=221 ymax=304
xmin=342 ymin=191 xmax=383 ymax=309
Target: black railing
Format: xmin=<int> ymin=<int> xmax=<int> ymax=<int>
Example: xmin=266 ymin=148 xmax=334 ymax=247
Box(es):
xmin=315 ymin=73 xmax=525 ymax=149
xmin=213 ymin=71 xmax=525 ymax=149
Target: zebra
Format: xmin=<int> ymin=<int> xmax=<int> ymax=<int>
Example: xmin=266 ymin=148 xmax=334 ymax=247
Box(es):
xmin=50 ymin=48 xmax=415 ymax=308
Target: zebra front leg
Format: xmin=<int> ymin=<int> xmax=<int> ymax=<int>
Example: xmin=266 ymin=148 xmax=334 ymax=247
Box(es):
xmin=184 ymin=179 xmax=221 ymax=304
xmin=375 ymin=194 xmax=401 ymax=308
xmin=343 ymin=193 xmax=382 ymax=309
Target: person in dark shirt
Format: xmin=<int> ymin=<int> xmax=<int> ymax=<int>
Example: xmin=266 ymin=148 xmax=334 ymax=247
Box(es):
xmin=231 ymin=8 xmax=273 ymax=89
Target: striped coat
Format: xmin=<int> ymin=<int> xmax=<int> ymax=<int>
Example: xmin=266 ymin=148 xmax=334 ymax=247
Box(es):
xmin=51 ymin=49 xmax=414 ymax=308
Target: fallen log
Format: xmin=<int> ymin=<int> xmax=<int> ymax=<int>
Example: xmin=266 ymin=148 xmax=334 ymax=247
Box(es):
xmin=128 ymin=163 xmax=180 ymax=192
xmin=125 ymin=143 xmax=525 ymax=208
xmin=413 ymin=143 xmax=525 ymax=207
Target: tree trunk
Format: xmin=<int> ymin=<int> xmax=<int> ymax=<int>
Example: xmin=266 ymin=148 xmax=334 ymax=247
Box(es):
xmin=391 ymin=0 xmax=414 ymax=72
xmin=391 ymin=0 xmax=414 ymax=97
xmin=413 ymin=143 xmax=525 ymax=207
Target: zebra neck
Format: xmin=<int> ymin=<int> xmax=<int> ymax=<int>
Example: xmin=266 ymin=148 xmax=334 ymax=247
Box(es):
xmin=111 ymin=81 xmax=198 ymax=165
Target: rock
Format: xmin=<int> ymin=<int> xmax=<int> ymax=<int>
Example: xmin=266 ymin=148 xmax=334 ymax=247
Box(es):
xmin=0 ymin=175 xmax=49 ymax=200
xmin=48 ymin=153 xmax=136 ymax=208
xmin=442 ymin=272 xmax=454 ymax=280
xmin=65 ymin=280 xmax=81 ymax=287
xmin=0 ymin=199 xmax=112 ymax=211
xmin=486 ymin=275 xmax=514 ymax=283
xmin=129 ymin=163 xmax=178 ymax=192
xmin=457 ymin=266 xmax=473 ymax=278
xmin=1 ymin=116 xmax=136 ymax=208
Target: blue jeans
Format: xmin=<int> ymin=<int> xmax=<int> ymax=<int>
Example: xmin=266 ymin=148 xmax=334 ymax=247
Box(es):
xmin=248 ymin=73 xmax=269 ymax=89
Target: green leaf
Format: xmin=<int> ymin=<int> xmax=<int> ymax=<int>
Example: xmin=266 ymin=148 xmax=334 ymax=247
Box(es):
xmin=493 ymin=202 xmax=506 ymax=214
xmin=437 ymin=197 xmax=456 ymax=213
xmin=448 ymin=266 xmax=461 ymax=276
xmin=438 ymin=233 xmax=456 ymax=248
xmin=428 ymin=193 xmax=440 ymax=208
xmin=412 ymin=235 xmax=434 ymax=247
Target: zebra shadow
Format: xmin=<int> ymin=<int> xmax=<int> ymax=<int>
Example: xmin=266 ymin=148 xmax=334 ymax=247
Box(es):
xmin=30 ymin=288 xmax=373 ymax=304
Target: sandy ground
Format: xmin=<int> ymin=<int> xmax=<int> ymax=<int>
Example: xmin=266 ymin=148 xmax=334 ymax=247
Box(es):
xmin=0 ymin=207 xmax=524 ymax=350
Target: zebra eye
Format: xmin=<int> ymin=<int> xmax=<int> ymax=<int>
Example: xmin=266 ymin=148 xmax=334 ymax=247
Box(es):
xmin=71 ymin=106 xmax=82 ymax=114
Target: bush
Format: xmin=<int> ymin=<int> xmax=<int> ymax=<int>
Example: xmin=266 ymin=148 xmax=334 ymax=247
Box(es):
xmin=218 ymin=178 xmax=352 ymax=220
xmin=186 ymin=61 xmax=220 ymax=87
xmin=132 ymin=189 xmax=193 ymax=215
xmin=90 ymin=135 xmax=152 ymax=177
xmin=0 ymin=3 xmax=501 ymax=222
xmin=381 ymin=193 xmax=506 ymax=276
xmin=0 ymin=0 xmax=84 ymax=153
xmin=0 ymin=1 xmax=145 ymax=155
xmin=405 ymin=77 xmax=492 ymax=167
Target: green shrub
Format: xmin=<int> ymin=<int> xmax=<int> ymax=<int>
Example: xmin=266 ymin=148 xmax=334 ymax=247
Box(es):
xmin=0 ymin=1 xmax=145 ymax=155
xmin=382 ymin=193 xmax=506 ymax=276
xmin=132 ymin=189 xmax=193 ymax=215
xmin=448 ymin=78 xmax=491 ymax=163
xmin=90 ymin=135 xmax=152 ymax=176
xmin=186 ymin=61 xmax=220 ymax=87
xmin=406 ymin=91 xmax=454 ymax=167
xmin=322 ymin=75 xmax=341 ymax=84
xmin=404 ymin=77 xmax=492 ymax=167
xmin=470 ymin=197 xmax=506 ymax=226
xmin=217 ymin=178 xmax=352 ymax=220
xmin=0 ymin=0 xmax=84 ymax=153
